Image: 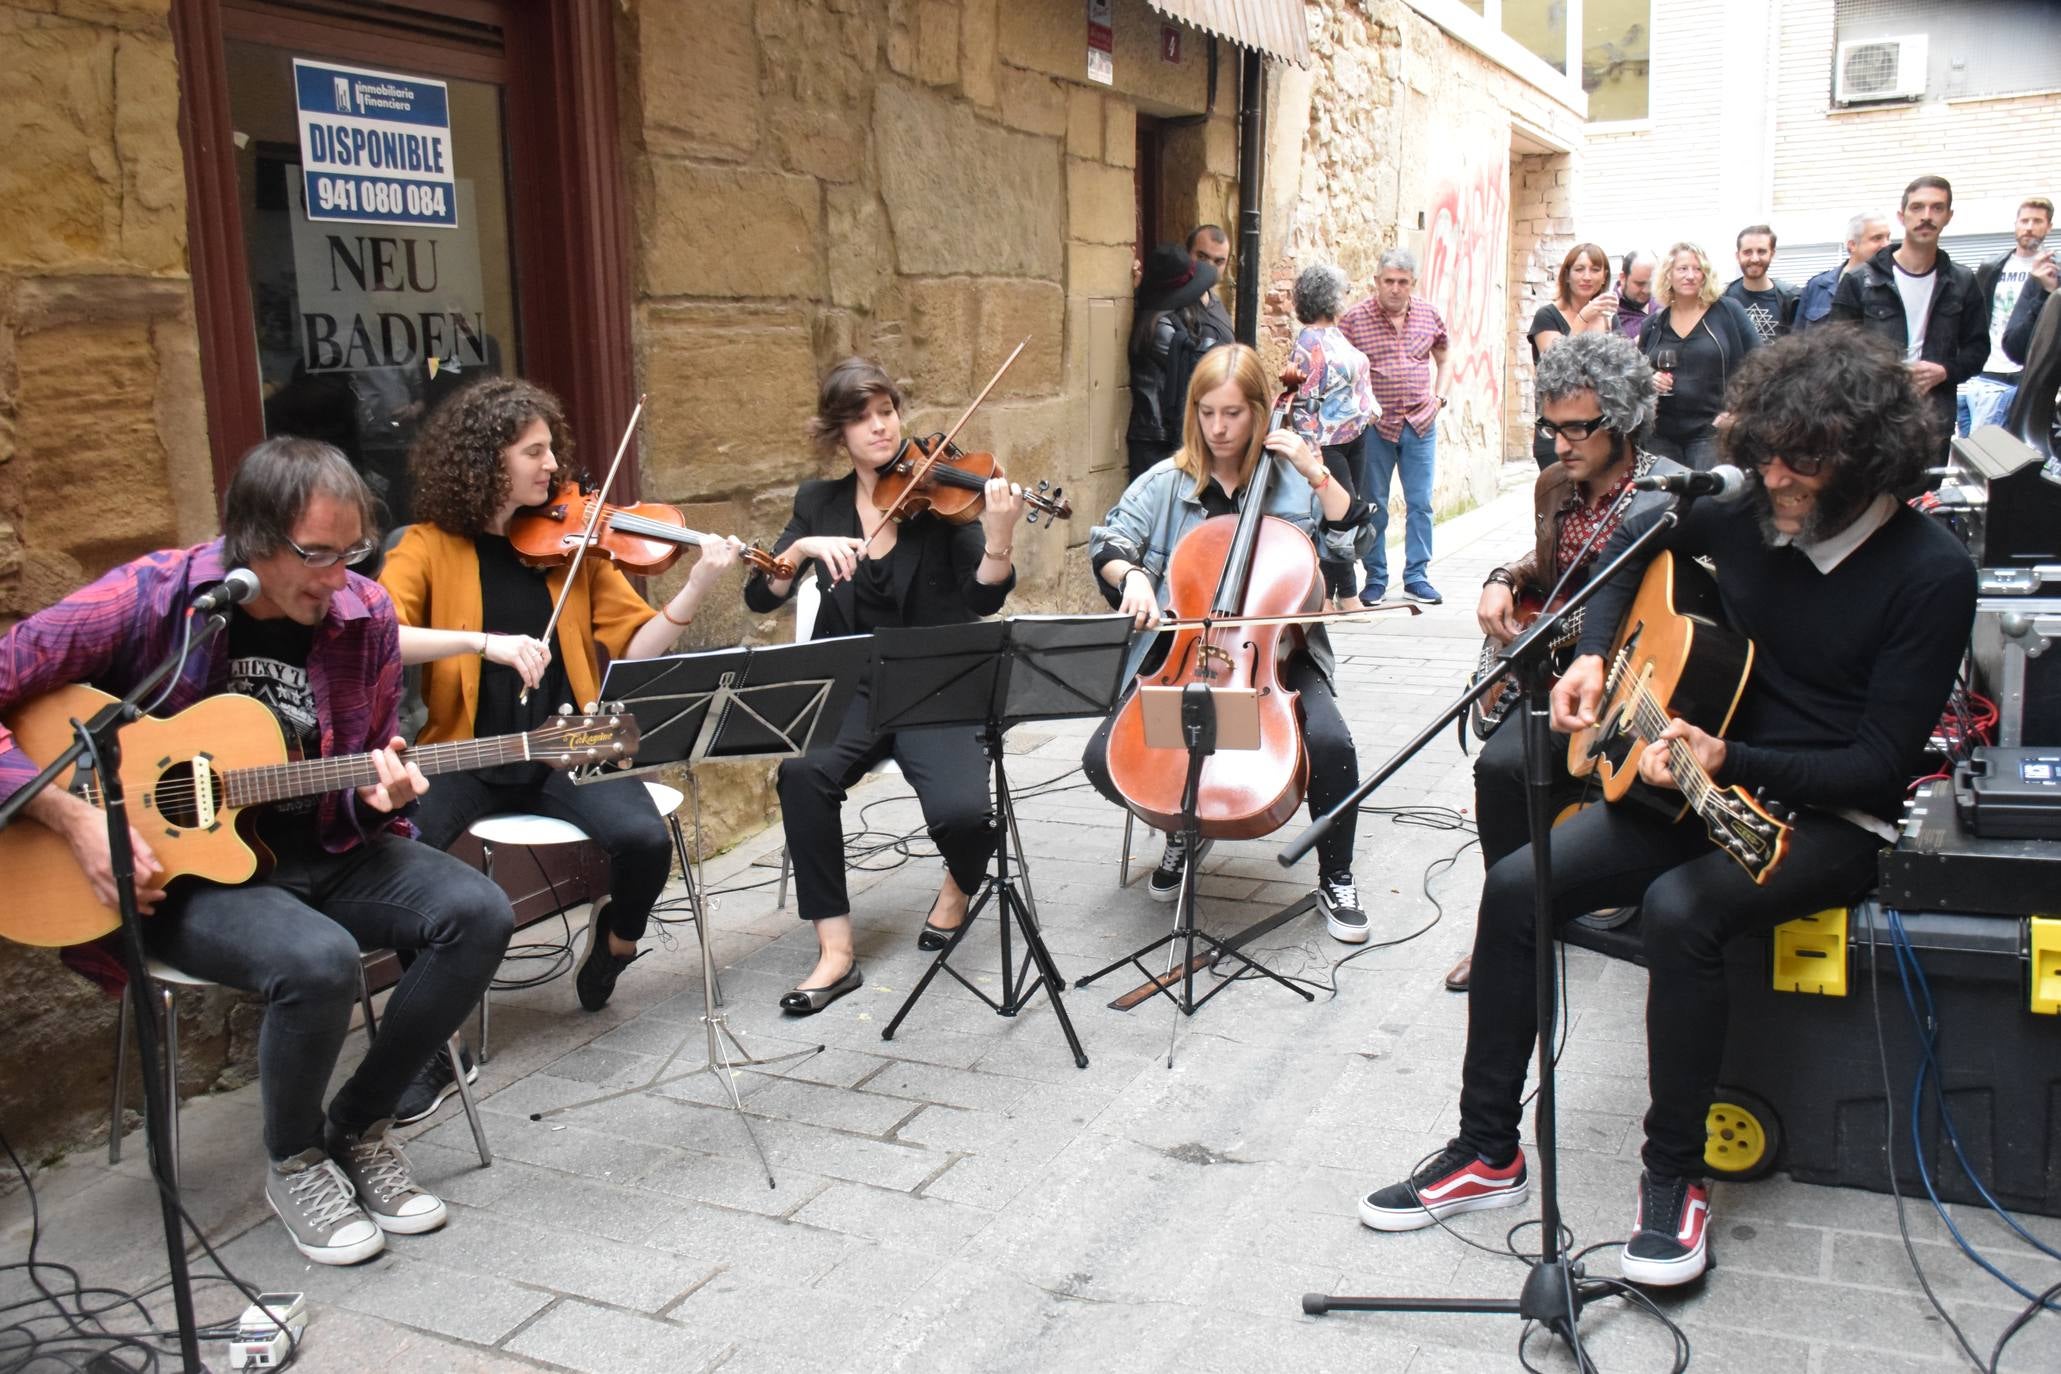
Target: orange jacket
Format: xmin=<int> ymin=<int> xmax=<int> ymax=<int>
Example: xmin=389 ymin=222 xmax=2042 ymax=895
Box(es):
xmin=378 ymin=524 xmax=656 ymax=743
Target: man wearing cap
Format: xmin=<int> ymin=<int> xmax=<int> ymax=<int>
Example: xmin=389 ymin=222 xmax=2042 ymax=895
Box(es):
xmin=1126 ymin=243 xmax=1228 ymax=479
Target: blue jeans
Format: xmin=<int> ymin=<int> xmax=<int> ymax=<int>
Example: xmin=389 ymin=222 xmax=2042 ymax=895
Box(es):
xmin=1957 ymin=377 xmax=2017 ymax=435
xmin=1359 ymin=421 xmax=1436 ymax=588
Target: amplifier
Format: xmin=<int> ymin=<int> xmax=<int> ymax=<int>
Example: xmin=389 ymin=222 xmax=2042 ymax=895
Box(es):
xmin=1954 ymin=747 xmax=2061 ymax=839
xmin=1880 ymin=782 xmax=2061 ymax=918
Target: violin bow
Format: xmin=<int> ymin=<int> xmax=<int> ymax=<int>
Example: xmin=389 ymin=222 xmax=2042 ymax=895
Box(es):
xmin=860 ymin=337 xmax=1031 ymax=558
xmin=1146 ymin=602 xmax=1425 ymax=633
xmin=520 ymin=394 xmax=646 ymax=705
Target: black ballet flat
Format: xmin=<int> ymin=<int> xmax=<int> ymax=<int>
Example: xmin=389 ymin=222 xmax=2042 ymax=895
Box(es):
xmin=778 ymin=963 xmax=862 ymax=1016
xmin=916 ymin=917 xmax=965 ymax=952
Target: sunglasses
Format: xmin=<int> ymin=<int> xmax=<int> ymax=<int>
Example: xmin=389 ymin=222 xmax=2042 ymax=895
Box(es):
xmin=1534 ymin=414 xmax=1608 ymax=442
xmin=1751 ymin=453 xmax=1828 ymax=477
xmin=283 ymin=534 xmax=378 ymax=568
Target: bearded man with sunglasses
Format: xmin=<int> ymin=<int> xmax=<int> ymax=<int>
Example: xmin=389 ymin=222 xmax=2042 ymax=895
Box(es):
xmin=1442 ymin=333 xmax=1684 ymax=993
xmin=0 ymin=437 xmax=514 ymax=1267
xmin=1363 ymin=326 xmax=1975 ymax=1290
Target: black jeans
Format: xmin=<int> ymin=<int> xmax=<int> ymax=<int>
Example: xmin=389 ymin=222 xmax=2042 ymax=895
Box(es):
xmin=144 ymin=835 xmax=513 ymax=1160
xmin=777 ymin=686 xmax=996 ymax=921
xmin=1471 ymin=710 xmax=1587 ymax=871
xmin=1645 ymin=427 xmax=1721 ymax=472
xmin=414 ymin=769 xmax=672 ymax=943
xmin=1319 ymin=438 xmax=1363 ymax=601
xmin=1457 ymin=801 xmax=1882 ymax=1178
xmin=1082 ymin=653 xmax=1362 ymax=878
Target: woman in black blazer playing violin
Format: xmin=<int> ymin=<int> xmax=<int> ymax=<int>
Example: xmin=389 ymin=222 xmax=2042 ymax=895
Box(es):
xmin=744 ymin=357 xmax=1025 ymax=1014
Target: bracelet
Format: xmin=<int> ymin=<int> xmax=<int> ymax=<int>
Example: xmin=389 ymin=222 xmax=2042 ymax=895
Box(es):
xmin=478 ymin=631 xmax=489 ymax=654
xmin=984 ymin=546 xmax=1013 ymax=560
xmin=660 ymin=601 xmax=693 ymax=627
xmin=1483 ymin=569 xmax=1518 ymax=590
xmin=1308 ymin=467 xmax=1332 ymax=492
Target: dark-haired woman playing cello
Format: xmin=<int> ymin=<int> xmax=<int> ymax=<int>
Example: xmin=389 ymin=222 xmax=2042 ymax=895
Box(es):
xmin=745 ymin=357 xmax=1025 ymax=1015
xmin=380 ymin=378 xmax=743 ymax=1043
xmin=1083 ymin=343 xmax=1371 ymax=942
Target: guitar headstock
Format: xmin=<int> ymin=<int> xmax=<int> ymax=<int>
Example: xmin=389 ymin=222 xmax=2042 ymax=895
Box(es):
xmin=1702 ymin=784 xmax=1793 ymax=885
xmin=529 ymin=706 xmax=641 ymax=767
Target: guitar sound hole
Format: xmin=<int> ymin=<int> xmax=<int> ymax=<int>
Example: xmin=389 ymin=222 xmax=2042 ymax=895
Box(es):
xmin=151 ymin=761 xmax=220 ymax=829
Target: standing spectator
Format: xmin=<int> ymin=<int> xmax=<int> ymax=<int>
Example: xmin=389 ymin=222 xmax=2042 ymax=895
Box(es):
xmin=1527 ymin=243 xmax=1618 ymax=467
xmin=1187 ymin=224 xmax=1237 ymax=345
xmin=1794 ymin=213 xmax=1891 ymax=333
xmin=1615 ymin=250 xmax=1659 ymax=340
xmin=1723 ymin=225 xmax=1798 ymax=344
xmin=1125 ymin=244 xmax=1220 ymax=479
xmin=1638 ymin=242 xmax=1760 ymax=471
xmin=1289 ymin=264 xmax=1378 ymax=610
xmin=1960 ymin=196 xmax=2053 ymax=434
xmin=1342 ymin=248 xmax=1451 ymax=607
xmin=1831 ymin=175 xmax=1991 ymax=464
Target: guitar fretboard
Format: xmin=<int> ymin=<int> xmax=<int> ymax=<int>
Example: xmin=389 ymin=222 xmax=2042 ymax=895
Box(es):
xmin=222 ymin=734 xmax=533 ymax=808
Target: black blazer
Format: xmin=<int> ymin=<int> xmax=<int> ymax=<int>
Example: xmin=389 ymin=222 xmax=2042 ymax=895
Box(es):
xmin=743 ymin=472 xmax=1014 ymax=637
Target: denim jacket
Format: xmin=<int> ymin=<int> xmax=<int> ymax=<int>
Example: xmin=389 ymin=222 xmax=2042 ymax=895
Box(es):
xmin=1088 ymin=457 xmax=1371 ymax=681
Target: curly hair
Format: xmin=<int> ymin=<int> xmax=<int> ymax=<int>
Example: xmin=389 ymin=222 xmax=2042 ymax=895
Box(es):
xmin=1534 ymin=331 xmax=1657 ymax=445
xmin=808 ymin=357 xmax=904 ymax=459
xmin=408 ymin=378 xmax=576 ymax=536
xmin=1723 ymin=325 xmax=1936 ymax=534
xmin=1554 ymin=242 xmax=1610 ymax=311
xmin=1293 ymin=263 xmax=1349 ymax=324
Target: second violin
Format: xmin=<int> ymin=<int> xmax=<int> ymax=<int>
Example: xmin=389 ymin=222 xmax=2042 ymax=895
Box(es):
xmin=510 ymin=482 xmax=793 ymax=581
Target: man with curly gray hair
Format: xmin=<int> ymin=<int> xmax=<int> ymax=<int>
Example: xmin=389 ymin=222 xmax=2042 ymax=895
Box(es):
xmin=1440 ymin=331 xmax=1681 ymax=994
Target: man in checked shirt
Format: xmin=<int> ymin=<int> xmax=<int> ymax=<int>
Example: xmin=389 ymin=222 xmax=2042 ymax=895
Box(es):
xmin=1340 ymin=248 xmax=1451 ymax=606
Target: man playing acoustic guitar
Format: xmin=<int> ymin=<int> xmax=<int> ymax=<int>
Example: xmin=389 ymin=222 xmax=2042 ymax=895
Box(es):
xmin=1362 ymin=327 xmax=1975 ymax=1288
xmin=0 ymin=438 xmax=514 ymax=1266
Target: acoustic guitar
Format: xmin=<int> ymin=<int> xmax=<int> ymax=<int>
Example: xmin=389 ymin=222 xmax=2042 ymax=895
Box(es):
xmin=1567 ymin=550 xmax=1793 ymax=884
xmin=1 ymin=685 xmax=639 ymax=947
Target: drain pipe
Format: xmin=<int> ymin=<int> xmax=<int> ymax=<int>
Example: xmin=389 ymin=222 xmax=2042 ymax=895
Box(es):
xmin=1234 ymin=46 xmax=1265 ymax=347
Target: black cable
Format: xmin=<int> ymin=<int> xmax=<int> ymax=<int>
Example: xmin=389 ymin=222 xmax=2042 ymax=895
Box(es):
xmin=1990 ymin=1278 xmax=2061 ymax=1374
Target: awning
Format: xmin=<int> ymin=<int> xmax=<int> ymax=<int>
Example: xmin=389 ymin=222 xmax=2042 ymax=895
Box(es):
xmin=1146 ymin=0 xmax=1311 ymax=69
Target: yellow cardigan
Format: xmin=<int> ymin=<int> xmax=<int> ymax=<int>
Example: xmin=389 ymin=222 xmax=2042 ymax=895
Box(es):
xmin=379 ymin=524 xmax=657 ymax=743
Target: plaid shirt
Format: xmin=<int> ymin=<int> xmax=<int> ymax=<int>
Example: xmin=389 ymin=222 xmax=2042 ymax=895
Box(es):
xmin=1340 ymin=295 xmax=1449 ymax=442
xmin=0 ymin=540 xmax=410 ymax=851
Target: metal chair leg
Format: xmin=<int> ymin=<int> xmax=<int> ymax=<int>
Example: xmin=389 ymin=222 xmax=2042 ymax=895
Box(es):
xmin=1119 ymin=811 xmax=1136 ymax=887
xmin=159 ymin=984 xmax=182 ymax=1192
xmin=445 ymin=1031 xmax=492 ymax=1167
xmin=476 ymin=840 xmax=495 ymax=1064
xmin=108 ymin=987 xmax=131 ymax=1166
xmin=776 ymin=845 xmax=791 ymax=910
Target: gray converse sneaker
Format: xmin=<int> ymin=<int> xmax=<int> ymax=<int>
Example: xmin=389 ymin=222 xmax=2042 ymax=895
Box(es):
xmin=330 ymin=1119 xmax=448 ymax=1235
xmin=266 ymin=1148 xmax=385 ymax=1266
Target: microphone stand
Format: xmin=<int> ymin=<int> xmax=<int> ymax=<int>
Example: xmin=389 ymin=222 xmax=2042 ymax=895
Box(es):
xmin=0 ymin=605 xmax=238 ymax=1373
xmin=1283 ymin=503 xmax=1689 ymax=1364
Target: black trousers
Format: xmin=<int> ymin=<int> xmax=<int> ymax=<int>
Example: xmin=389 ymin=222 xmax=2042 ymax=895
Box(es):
xmin=1471 ymin=709 xmax=1587 ymax=870
xmin=1082 ymin=653 xmax=1361 ymax=878
xmin=414 ymin=769 xmax=672 ymax=943
xmin=1457 ymin=800 xmax=1882 ymax=1178
xmin=1318 ymin=437 xmax=1363 ymax=600
xmin=777 ymin=685 xmax=996 ymax=921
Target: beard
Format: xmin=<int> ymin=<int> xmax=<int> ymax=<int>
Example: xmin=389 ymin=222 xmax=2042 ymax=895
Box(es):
xmin=1749 ymin=461 xmax=1875 ymax=548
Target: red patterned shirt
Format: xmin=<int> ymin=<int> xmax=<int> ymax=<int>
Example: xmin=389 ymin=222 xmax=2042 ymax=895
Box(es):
xmin=1340 ymin=295 xmax=1449 ymax=442
xmin=1554 ymin=454 xmax=1650 ymax=582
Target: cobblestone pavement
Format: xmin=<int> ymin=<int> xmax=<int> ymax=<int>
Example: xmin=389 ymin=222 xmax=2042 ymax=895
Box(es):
xmin=6 ymin=464 xmax=2056 ymax=1372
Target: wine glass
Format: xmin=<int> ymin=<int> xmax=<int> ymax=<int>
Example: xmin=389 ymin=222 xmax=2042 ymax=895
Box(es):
xmin=1654 ymin=346 xmax=1680 ymax=372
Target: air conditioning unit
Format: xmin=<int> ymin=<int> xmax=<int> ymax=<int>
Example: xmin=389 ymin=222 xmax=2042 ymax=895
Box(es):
xmin=1835 ymin=35 xmax=1928 ymax=105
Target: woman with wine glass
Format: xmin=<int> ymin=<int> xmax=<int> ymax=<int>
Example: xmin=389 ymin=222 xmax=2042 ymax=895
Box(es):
xmin=1636 ymin=242 xmax=1761 ymax=471
xmin=1526 ymin=244 xmax=1618 ymax=468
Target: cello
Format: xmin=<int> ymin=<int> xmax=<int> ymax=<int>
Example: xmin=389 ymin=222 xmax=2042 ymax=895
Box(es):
xmin=1101 ymin=372 xmax=1322 ymax=840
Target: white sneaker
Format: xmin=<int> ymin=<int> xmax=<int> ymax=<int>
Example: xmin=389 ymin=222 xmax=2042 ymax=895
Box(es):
xmin=266 ymin=1148 xmax=385 ymax=1265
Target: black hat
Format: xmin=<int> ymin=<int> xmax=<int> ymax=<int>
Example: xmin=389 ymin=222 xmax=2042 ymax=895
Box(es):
xmin=1136 ymin=243 xmax=1219 ymax=314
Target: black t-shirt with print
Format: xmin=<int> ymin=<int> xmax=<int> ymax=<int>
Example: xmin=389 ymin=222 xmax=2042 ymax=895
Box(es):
xmin=224 ymin=608 xmax=322 ymax=858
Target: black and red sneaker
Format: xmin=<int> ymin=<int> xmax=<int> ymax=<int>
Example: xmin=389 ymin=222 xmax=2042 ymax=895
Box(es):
xmin=1620 ymin=1171 xmax=1711 ymax=1286
xmin=1358 ymin=1140 xmax=1530 ymax=1232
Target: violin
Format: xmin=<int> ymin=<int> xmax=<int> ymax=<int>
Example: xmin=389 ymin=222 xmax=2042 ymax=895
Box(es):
xmin=872 ymin=434 xmax=1072 ymax=527
xmin=1100 ymin=371 xmax=1319 ymax=840
xmin=508 ymin=483 xmax=793 ymax=581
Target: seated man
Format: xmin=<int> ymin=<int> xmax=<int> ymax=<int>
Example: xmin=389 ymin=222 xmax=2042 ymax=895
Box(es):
xmin=0 ymin=437 xmax=514 ymax=1266
xmin=1448 ymin=333 xmax=1684 ymax=992
xmin=1363 ymin=327 xmax=1975 ymax=1287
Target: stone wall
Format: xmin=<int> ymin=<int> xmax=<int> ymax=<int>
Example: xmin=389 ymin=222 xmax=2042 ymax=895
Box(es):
xmin=1508 ymin=149 xmax=1575 ymax=463
xmin=0 ymin=0 xmax=238 ymax=1176
xmin=1260 ymin=0 xmax=1584 ymax=509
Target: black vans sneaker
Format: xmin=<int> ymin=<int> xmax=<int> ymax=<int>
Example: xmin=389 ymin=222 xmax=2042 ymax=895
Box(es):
xmin=1147 ymin=832 xmax=1214 ymax=903
xmin=1620 ymin=1171 xmax=1712 ymax=1287
xmin=1318 ymin=875 xmax=1369 ymax=943
xmin=1359 ymin=1140 xmax=1530 ymax=1231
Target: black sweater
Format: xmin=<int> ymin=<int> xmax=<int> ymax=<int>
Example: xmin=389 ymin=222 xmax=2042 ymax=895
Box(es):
xmin=1577 ymin=496 xmax=1976 ymax=824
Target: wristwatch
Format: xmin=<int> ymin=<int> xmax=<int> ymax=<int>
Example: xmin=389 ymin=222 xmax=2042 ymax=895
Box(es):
xmin=1483 ymin=568 xmax=1518 ymax=590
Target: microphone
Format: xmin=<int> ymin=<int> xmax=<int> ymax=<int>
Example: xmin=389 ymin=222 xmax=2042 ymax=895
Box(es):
xmin=1631 ymin=464 xmax=1749 ymax=502
xmin=190 ymin=567 xmax=261 ymax=615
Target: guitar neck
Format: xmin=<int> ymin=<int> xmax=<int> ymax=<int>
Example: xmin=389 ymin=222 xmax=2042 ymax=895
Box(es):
xmin=221 ymin=733 xmax=538 ymax=809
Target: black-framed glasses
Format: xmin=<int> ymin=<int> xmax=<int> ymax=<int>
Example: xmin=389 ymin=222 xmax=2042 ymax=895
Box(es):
xmin=1751 ymin=452 xmax=1828 ymax=477
xmin=283 ymin=534 xmax=378 ymax=568
xmin=1534 ymin=414 xmax=1609 ymax=442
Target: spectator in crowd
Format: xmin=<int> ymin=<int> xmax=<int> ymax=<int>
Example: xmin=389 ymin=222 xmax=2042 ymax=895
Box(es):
xmin=1639 ymin=242 xmax=1760 ymax=471
xmin=1794 ymin=213 xmax=1891 ymax=333
xmin=1831 ymin=175 xmax=1991 ymax=465
xmin=1288 ymin=263 xmax=1378 ymax=609
xmin=1188 ymin=224 xmax=1237 ymax=345
xmin=1126 ymin=244 xmax=1225 ymax=479
xmin=1616 ymin=250 xmax=1659 ymax=340
xmin=1722 ymin=225 xmax=1798 ymax=344
xmin=1341 ymin=247 xmax=1451 ymax=607
xmin=1527 ymin=244 xmax=1618 ymax=467
xmin=1961 ymin=196 xmax=2053 ymax=434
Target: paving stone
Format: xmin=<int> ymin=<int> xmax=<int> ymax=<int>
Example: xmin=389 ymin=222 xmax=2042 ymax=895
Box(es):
xmin=503 ymin=1297 xmax=726 ymax=1374
xmin=339 ymin=1260 xmax=555 ymax=1345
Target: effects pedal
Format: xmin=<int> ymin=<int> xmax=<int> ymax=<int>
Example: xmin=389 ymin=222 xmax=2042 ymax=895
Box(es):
xmin=226 ymin=1291 xmax=307 ymax=1369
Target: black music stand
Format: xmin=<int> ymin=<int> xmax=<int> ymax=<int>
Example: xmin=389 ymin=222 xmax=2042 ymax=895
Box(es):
xmin=1073 ymin=682 xmax=1315 ymax=1060
xmin=528 ymin=637 xmax=870 ymax=1188
xmin=875 ymin=615 xmax=1133 ymax=1068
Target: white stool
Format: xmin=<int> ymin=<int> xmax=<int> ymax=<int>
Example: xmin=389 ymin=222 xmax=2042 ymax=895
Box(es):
xmin=108 ymin=956 xmax=490 ymax=1186
xmin=469 ymin=780 xmax=704 ymax=1058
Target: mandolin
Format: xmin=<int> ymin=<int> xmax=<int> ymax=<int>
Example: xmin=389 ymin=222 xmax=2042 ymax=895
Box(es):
xmin=0 ymin=686 xmax=639 ymax=946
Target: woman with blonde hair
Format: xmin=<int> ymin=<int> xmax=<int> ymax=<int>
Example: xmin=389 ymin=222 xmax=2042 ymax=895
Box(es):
xmin=1636 ymin=241 xmax=1761 ymax=470
xmin=1079 ymin=344 xmax=1373 ymax=943
xmin=1526 ymin=242 xmax=1618 ymax=465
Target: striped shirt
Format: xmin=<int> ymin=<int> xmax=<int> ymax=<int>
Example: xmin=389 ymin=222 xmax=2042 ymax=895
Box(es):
xmin=0 ymin=540 xmax=411 ymax=851
xmin=1340 ymin=295 xmax=1449 ymax=442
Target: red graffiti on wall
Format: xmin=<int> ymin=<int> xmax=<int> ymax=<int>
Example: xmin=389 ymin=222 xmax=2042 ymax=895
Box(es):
xmin=1421 ymin=164 xmax=1509 ymax=417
